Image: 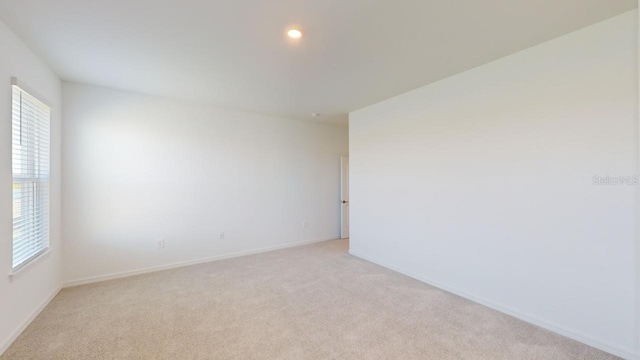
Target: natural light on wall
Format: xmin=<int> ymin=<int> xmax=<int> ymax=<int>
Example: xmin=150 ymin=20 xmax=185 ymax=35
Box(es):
xmin=11 ymin=82 xmax=51 ymax=272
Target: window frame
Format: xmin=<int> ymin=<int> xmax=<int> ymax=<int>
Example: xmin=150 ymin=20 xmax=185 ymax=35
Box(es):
xmin=9 ymin=78 xmax=52 ymax=279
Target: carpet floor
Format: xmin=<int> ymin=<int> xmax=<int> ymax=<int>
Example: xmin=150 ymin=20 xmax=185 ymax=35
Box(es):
xmin=1 ymin=239 xmax=618 ymax=359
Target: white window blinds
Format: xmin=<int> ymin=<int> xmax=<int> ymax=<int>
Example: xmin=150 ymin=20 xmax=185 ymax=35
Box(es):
xmin=12 ymin=84 xmax=51 ymax=271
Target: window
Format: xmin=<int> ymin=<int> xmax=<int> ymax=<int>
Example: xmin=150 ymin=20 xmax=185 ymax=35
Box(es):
xmin=12 ymin=83 xmax=50 ymax=272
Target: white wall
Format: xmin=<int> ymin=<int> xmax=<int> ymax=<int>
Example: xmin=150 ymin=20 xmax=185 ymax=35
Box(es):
xmin=349 ymin=10 xmax=638 ymax=359
xmin=62 ymin=83 xmax=348 ymax=284
xmin=0 ymin=21 xmax=62 ymax=354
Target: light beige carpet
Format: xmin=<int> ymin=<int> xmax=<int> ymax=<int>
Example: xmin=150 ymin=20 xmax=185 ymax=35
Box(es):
xmin=2 ymin=239 xmax=618 ymax=360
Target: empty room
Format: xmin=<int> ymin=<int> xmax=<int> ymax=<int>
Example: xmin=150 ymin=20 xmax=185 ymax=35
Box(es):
xmin=0 ymin=0 xmax=639 ymax=359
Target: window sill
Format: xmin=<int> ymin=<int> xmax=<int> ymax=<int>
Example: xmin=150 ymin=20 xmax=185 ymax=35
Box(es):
xmin=9 ymin=248 xmax=52 ymax=282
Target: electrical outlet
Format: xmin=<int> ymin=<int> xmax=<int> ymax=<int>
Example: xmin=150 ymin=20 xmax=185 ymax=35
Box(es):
xmin=158 ymin=239 xmax=165 ymax=249
xmin=219 ymin=232 xmax=225 ymax=240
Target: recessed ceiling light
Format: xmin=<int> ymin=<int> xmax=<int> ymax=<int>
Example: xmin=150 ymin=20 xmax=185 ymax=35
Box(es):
xmin=287 ymin=29 xmax=303 ymax=39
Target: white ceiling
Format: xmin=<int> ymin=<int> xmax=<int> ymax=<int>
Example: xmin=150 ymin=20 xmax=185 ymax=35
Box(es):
xmin=0 ymin=0 xmax=636 ymax=126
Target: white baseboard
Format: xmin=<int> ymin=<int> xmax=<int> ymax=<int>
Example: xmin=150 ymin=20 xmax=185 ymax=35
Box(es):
xmin=0 ymin=286 xmax=61 ymax=357
xmin=63 ymin=237 xmax=339 ymax=288
xmin=348 ymin=250 xmax=639 ymax=360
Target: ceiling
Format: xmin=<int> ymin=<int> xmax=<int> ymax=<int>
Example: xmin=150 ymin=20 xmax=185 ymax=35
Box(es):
xmin=0 ymin=0 xmax=636 ymax=126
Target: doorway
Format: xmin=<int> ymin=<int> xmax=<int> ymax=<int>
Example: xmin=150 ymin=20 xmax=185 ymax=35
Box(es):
xmin=341 ymin=156 xmax=349 ymax=239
